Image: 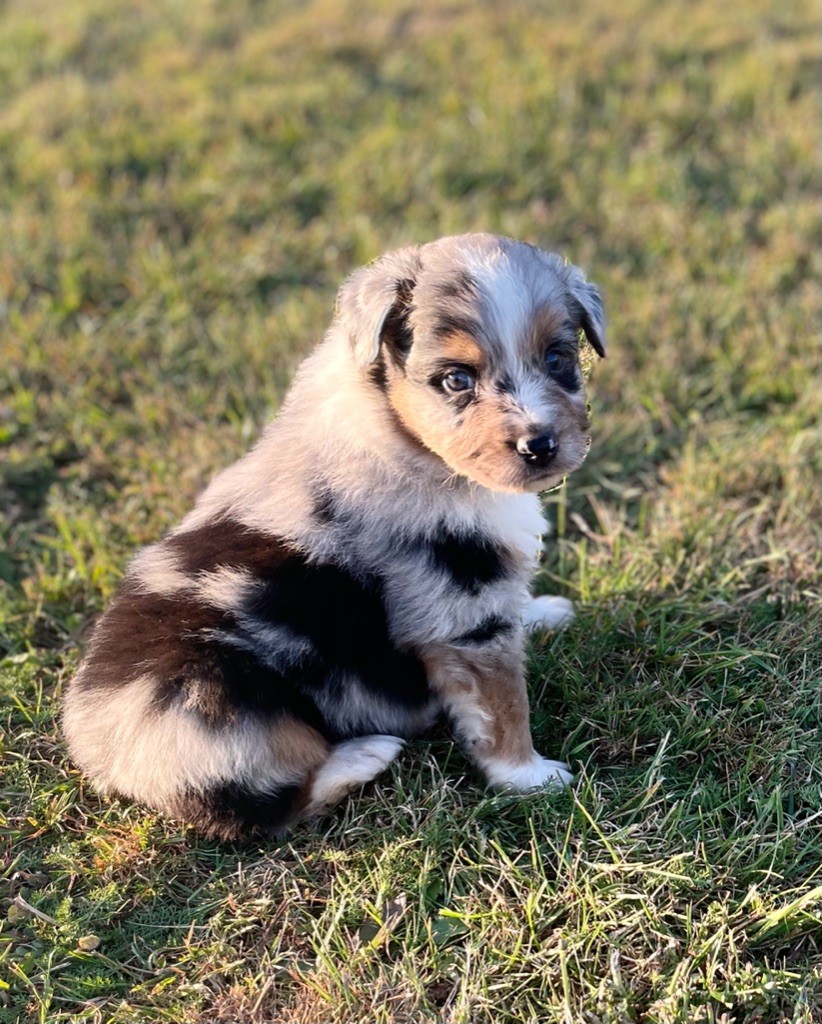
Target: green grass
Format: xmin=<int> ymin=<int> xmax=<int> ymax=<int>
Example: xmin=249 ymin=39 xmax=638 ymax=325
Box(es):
xmin=1 ymin=0 xmax=820 ymax=1020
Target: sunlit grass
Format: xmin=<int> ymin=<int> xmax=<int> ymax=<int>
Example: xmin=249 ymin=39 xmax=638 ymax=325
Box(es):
xmin=1 ymin=0 xmax=819 ymax=1020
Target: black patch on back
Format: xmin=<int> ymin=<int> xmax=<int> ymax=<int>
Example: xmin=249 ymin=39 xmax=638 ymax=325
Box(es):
xmin=171 ymin=780 xmax=305 ymax=842
xmin=77 ymin=522 xmax=430 ymax=741
xmin=81 ymin=584 xmax=236 ymax=699
xmin=167 ymin=518 xmax=288 ymax=578
xmin=245 ymin=555 xmax=429 ymax=712
xmin=452 ymin=616 xmax=514 ymax=645
xmin=411 ymin=524 xmax=509 ymax=595
xmin=76 ymin=581 xmax=327 ymax=734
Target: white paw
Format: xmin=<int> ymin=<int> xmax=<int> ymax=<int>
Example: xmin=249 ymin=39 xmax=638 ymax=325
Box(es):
xmin=307 ymin=735 xmax=405 ymax=810
xmin=329 ymin=734 xmax=405 ymax=785
xmin=523 ymin=595 xmax=575 ymax=632
xmin=485 ymin=753 xmax=574 ymax=792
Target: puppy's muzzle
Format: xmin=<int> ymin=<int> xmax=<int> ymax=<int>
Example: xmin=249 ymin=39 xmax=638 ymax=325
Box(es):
xmin=516 ymin=432 xmax=558 ymax=468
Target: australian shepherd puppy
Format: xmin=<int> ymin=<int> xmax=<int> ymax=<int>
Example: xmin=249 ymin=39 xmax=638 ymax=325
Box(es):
xmin=62 ymin=233 xmax=606 ymax=841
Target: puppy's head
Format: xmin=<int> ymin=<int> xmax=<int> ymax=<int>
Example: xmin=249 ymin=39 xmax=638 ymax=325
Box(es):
xmin=336 ymin=233 xmax=606 ymax=493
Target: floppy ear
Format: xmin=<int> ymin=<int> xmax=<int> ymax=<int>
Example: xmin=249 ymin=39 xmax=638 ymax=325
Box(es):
xmin=336 ymin=246 xmax=422 ymax=365
xmin=567 ymin=268 xmax=606 ymax=358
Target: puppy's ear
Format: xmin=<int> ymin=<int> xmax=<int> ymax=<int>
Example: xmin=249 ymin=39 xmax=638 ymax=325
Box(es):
xmin=336 ymin=246 xmax=421 ymax=365
xmin=567 ymin=268 xmax=606 ymax=358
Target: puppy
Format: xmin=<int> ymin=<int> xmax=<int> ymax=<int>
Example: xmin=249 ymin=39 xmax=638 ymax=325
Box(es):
xmin=62 ymin=233 xmax=605 ymax=841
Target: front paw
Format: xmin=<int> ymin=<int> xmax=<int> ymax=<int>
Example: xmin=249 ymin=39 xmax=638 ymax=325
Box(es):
xmin=485 ymin=753 xmax=574 ymax=792
xmin=523 ymin=595 xmax=575 ymax=632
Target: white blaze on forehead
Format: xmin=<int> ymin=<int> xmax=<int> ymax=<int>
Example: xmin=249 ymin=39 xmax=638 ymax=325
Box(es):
xmin=472 ymin=263 xmax=559 ymax=422
xmin=460 ymin=243 xmax=568 ymax=382
xmin=463 ymin=248 xmax=532 ymax=356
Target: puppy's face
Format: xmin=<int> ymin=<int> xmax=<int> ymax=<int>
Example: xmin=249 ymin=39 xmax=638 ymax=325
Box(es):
xmin=338 ymin=234 xmax=606 ymax=494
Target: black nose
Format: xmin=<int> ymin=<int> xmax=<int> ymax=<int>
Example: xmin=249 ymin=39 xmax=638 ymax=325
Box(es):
xmin=516 ymin=433 xmax=558 ymax=467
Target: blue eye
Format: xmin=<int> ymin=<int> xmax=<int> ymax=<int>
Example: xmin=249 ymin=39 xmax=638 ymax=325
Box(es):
xmin=544 ymin=347 xmax=582 ymax=392
xmin=442 ymin=369 xmax=475 ymax=393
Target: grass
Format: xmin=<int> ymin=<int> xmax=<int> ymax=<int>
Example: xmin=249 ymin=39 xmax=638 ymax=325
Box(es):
xmin=1 ymin=0 xmax=819 ymax=1020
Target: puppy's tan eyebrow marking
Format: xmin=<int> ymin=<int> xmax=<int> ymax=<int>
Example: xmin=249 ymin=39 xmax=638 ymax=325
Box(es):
xmin=436 ymin=330 xmax=485 ymax=369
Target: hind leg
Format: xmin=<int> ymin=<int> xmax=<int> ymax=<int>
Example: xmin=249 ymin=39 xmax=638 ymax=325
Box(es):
xmin=169 ymin=731 xmax=405 ymax=839
xmin=65 ymin=665 xmax=406 ymax=838
xmin=302 ymin=734 xmax=405 ymax=816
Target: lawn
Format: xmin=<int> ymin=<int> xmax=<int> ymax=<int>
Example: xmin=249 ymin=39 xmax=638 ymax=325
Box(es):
xmin=1 ymin=0 xmax=820 ymax=1021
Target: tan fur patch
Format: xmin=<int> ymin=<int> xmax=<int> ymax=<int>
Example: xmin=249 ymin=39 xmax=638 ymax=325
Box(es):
xmin=421 ymin=644 xmax=535 ymax=767
xmin=267 ymin=718 xmax=330 ymax=772
xmin=438 ymin=330 xmax=486 ymax=369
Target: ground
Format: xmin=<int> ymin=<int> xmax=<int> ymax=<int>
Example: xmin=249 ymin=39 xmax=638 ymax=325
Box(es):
xmin=1 ymin=0 xmax=820 ymax=1021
